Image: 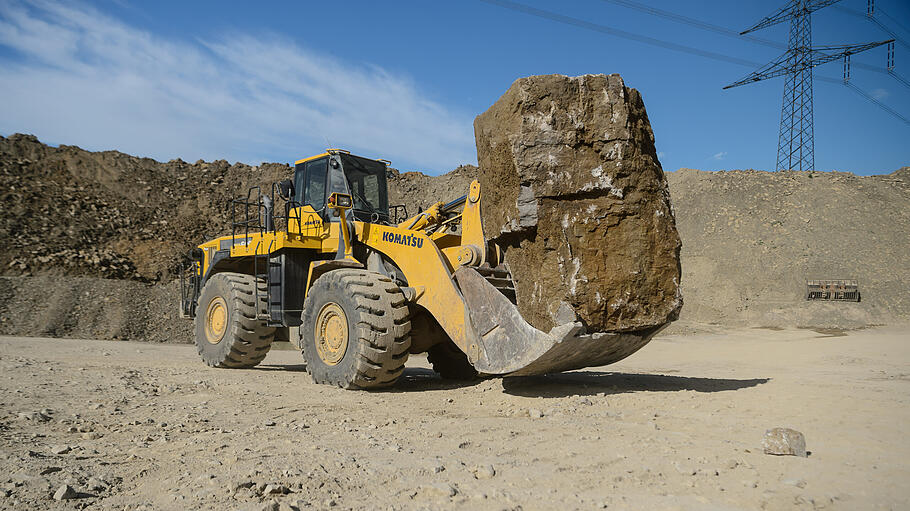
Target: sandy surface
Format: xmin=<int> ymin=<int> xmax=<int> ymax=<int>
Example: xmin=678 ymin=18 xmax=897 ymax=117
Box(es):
xmin=1 ymin=326 xmax=907 ymax=510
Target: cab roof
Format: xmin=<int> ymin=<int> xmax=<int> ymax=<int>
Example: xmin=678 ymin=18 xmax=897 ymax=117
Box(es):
xmin=294 ymin=149 xmax=390 ymax=166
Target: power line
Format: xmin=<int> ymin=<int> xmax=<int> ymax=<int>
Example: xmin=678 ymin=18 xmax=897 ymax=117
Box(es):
xmin=725 ymin=1 xmax=899 ymax=172
xmin=834 ymin=3 xmax=910 ymax=51
xmin=481 ymin=0 xmax=898 ymax=85
xmin=478 ymin=0 xmax=910 ymax=131
xmin=890 ymin=70 xmax=910 ymax=88
xmin=596 ymin=0 xmax=901 ymax=84
xmin=725 ymin=40 xmax=893 ymax=89
xmin=866 ymin=13 xmax=910 ymax=51
xmin=740 ymin=0 xmax=842 ymax=35
xmin=834 ymin=3 xmax=910 ymax=35
xmin=476 ymin=0 xmax=761 ymax=67
xmin=878 ymin=6 xmax=910 ymax=36
xmin=816 ymin=75 xmax=910 ymax=124
xmin=829 ymin=4 xmax=910 ymax=91
xmin=596 ymin=0 xmax=787 ymax=50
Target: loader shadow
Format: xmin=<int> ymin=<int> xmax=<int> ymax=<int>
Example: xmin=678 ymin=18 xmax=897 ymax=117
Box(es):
xmin=501 ymin=371 xmax=770 ymax=398
xmin=394 ymin=367 xmax=484 ymax=391
xmin=256 ymin=364 xmax=308 ymax=372
xmin=253 ymin=365 xmax=482 ymax=390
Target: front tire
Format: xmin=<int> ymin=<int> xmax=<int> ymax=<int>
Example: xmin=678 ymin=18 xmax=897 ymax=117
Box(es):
xmin=194 ymin=272 xmax=275 ymax=368
xmin=300 ymin=269 xmax=411 ymax=389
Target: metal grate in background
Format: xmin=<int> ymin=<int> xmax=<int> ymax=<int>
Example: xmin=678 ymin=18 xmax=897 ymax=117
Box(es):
xmin=806 ymin=279 xmax=860 ymax=302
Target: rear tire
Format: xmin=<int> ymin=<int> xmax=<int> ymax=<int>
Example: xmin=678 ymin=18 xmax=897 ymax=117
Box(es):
xmin=194 ymin=272 xmax=275 ymax=368
xmin=300 ymin=269 xmax=411 ymax=389
xmin=427 ymin=340 xmax=478 ymax=380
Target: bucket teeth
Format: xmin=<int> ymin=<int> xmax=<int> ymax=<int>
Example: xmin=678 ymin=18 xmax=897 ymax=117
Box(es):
xmin=474 ymin=264 xmax=517 ymax=304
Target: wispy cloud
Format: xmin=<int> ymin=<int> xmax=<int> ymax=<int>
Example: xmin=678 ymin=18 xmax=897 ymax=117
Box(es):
xmin=711 ymin=151 xmax=727 ymax=161
xmin=0 ymin=0 xmax=475 ymax=171
xmin=871 ymin=88 xmax=889 ymax=100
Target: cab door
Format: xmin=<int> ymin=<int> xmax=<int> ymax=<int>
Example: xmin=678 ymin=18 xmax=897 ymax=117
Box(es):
xmin=290 ymin=157 xmax=329 ymax=236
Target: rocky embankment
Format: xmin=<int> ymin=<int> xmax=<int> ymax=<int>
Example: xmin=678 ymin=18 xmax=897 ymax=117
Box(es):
xmin=0 ymin=133 xmax=908 ymax=341
xmin=668 ymin=167 xmax=910 ymax=330
xmin=0 ymin=134 xmax=473 ymax=342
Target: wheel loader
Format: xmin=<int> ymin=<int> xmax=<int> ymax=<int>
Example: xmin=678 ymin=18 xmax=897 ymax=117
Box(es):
xmin=180 ymin=149 xmax=660 ymax=389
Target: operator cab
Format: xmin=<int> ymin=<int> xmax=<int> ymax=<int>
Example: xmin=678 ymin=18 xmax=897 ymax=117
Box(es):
xmin=291 ymin=150 xmax=390 ymax=223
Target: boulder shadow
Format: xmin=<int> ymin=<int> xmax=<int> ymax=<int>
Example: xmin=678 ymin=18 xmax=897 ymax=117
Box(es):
xmin=502 ymin=371 xmax=770 ymax=398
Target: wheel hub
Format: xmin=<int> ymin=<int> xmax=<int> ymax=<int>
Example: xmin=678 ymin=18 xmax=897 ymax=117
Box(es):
xmin=315 ymin=302 xmax=348 ymax=366
xmin=205 ymin=296 xmax=228 ymax=344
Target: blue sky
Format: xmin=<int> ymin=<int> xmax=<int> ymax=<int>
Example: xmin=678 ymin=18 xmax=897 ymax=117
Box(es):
xmin=0 ymin=0 xmax=907 ymax=175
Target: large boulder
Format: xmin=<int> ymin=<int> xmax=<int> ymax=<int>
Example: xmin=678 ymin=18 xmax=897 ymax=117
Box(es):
xmin=473 ymin=74 xmax=682 ymax=333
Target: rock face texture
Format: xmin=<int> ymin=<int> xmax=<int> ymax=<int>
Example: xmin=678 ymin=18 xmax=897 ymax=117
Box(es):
xmin=473 ymin=74 xmax=682 ymax=333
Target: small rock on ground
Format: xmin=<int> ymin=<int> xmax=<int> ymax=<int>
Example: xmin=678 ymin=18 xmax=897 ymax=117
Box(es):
xmin=472 ymin=464 xmax=496 ymax=479
xmin=53 ymin=484 xmax=77 ymax=501
xmin=262 ymin=483 xmax=289 ymax=495
xmin=419 ymin=483 xmax=457 ymax=498
xmin=762 ymin=427 xmax=807 ymax=457
xmin=50 ymin=445 xmax=71 ymax=455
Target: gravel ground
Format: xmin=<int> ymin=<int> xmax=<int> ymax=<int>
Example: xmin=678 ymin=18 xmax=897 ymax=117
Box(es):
xmin=1 ymin=326 xmax=907 ymax=510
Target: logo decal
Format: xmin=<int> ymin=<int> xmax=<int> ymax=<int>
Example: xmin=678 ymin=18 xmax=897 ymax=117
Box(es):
xmin=382 ymin=231 xmax=424 ymax=248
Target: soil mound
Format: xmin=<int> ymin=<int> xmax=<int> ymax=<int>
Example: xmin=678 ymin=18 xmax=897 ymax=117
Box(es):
xmin=0 ymin=275 xmax=188 ymax=342
xmin=666 ymin=167 xmax=910 ymax=330
xmin=1 ymin=133 xmax=907 ymax=341
xmin=387 ymin=165 xmax=476 ymax=214
xmin=0 ymin=134 xmax=471 ymax=342
xmin=0 ymin=133 xmax=292 ymax=282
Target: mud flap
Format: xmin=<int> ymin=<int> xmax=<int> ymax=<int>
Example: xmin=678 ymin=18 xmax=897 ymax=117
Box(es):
xmin=453 ymin=267 xmax=666 ymax=376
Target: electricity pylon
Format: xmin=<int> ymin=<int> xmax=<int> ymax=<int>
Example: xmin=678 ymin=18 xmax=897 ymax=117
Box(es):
xmin=725 ymin=0 xmax=893 ymax=171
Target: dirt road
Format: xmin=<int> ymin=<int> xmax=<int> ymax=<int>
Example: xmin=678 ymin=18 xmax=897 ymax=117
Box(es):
xmin=1 ymin=327 xmax=907 ymax=510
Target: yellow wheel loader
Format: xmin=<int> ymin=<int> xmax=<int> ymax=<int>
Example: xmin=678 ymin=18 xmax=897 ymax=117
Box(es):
xmin=180 ymin=149 xmax=659 ymax=389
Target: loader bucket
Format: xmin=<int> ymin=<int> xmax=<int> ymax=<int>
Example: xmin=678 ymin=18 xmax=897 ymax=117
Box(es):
xmin=453 ymin=267 xmax=666 ymax=376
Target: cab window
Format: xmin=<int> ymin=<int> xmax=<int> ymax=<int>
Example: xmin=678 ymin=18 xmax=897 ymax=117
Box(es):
xmin=302 ymin=158 xmax=327 ymax=211
xmin=339 ymin=154 xmax=389 ymax=221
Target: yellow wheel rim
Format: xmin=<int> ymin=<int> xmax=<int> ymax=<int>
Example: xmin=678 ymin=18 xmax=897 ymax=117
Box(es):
xmin=315 ymin=302 xmax=348 ymax=366
xmin=205 ymin=296 xmax=228 ymax=345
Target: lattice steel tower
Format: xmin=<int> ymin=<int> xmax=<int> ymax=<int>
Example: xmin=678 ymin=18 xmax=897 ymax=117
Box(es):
xmin=776 ymin=2 xmax=816 ymax=172
xmin=725 ymin=0 xmax=892 ymax=171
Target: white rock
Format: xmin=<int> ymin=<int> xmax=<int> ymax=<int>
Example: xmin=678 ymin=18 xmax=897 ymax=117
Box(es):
xmin=86 ymin=477 xmax=107 ymax=492
xmin=53 ymin=485 xmax=77 ymax=501
xmin=762 ymin=428 xmax=807 ymax=457
xmin=472 ymin=465 xmax=496 ymax=480
xmin=50 ymin=445 xmax=71 ymax=455
xmin=782 ymin=478 xmax=808 ymax=488
xmin=420 ymin=483 xmax=457 ymax=498
xmin=262 ymin=484 xmax=288 ymax=495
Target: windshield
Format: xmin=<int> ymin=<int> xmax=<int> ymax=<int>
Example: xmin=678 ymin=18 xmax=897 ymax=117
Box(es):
xmin=340 ymin=154 xmax=389 ymax=221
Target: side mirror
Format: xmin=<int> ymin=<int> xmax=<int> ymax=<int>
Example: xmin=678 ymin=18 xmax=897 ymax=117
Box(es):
xmin=277 ymin=179 xmax=294 ymax=201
